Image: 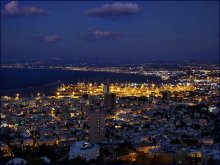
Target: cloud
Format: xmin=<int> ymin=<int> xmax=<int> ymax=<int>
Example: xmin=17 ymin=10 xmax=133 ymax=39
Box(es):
xmin=1 ymin=1 xmax=48 ymax=16
xmin=85 ymin=2 xmax=140 ymax=18
xmin=34 ymin=34 xmax=60 ymax=43
xmin=79 ymin=28 xmax=123 ymax=41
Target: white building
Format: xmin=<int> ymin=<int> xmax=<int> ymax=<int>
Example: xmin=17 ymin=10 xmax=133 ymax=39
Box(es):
xmin=69 ymin=141 xmax=100 ymax=161
xmin=41 ymin=156 xmax=51 ymax=164
xmin=6 ymin=158 xmax=28 ymax=165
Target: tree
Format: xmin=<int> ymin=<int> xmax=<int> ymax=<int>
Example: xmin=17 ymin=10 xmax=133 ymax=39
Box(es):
xmin=69 ymin=156 xmax=87 ymax=163
xmin=170 ymin=138 xmax=181 ymax=144
xmin=115 ymin=141 xmax=132 ymax=156
xmin=183 ymin=138 xmax=198 ymax=146
xmin=207 ymin=157 xmax=216 ymax=165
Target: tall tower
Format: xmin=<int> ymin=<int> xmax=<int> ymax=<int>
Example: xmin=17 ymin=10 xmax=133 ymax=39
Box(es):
xmin=103 ymin=79 xmax=116 ymax=109
xmin=103 ymin=80 xmax=109 ymax=94
xmin=89 ymin=109 xmax=105 ymax=143
xmin=104 ymin=93 xmax=116 ymax=109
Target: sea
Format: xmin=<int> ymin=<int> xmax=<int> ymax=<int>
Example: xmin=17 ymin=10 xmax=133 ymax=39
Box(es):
xmin=0 ymin=68 xmax=162 ymax=97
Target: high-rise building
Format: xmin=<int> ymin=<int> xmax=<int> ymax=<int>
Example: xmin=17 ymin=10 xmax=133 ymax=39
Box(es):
xmin=104 ymin=93 xmax=116 ymax=109
xmin=103 ymin=80 xmax=116 ymax=109
xmin=103 ymin=79 xmax=110 ymax=94
xmin=103 ymin=83 xmax=109 ymax=94
xmin=89 ymin=109 xmax=105 ymax=143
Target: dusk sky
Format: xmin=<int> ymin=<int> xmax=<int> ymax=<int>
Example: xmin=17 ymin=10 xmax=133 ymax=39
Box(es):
xmin=1 ymin=1 xmax=219 ymax=63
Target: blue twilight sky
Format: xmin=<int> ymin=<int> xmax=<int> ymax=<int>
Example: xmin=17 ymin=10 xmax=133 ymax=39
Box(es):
xmin=1 ymin=1 xmax=219 ymax=63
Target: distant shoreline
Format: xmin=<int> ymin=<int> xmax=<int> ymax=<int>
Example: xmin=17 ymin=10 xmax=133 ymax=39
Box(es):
xmin=1 ymin=68 xmax=161 ymax=97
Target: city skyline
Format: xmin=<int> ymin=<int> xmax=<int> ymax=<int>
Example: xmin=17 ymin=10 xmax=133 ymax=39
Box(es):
xmin=1 ymin=1 xmax=219 ymax=63
xmin=0 ymin=1 xmax=219 ymax=164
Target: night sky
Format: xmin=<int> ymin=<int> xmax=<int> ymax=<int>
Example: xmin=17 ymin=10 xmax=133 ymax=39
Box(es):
xmin=1 ymin=1 xmax=219 ymax=63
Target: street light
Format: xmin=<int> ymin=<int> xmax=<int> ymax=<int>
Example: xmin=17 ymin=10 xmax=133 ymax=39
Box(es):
xmin=15 ymin=93 xmax=20 ymax=100
xmin=37 ymin=93 xmax=40 ymax=97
